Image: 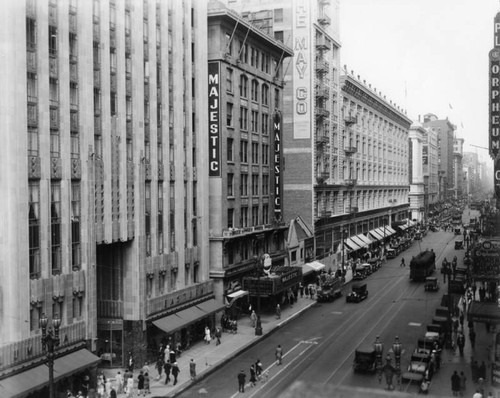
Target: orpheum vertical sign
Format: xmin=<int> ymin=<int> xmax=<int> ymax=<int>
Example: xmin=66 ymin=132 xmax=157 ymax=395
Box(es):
xmin=208 ymin=62 xmax=221 ymax=176
xmin=490 ymin=13 xmax=500 ymax=159
xmin=273 ymin=112 xmax=282 ymax=221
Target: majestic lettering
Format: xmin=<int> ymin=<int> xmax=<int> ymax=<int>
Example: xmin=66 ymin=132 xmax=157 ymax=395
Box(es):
xmin=208 ymin=62 xmax=221 ymax=176
xmin=273 ymin=112 xmax=282 ymax=220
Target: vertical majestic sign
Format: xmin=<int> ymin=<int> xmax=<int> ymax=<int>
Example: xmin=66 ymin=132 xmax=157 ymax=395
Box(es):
xmin=208 ymin=62 xmax=221 ymax=176
xmin=273 ymin=112 xmax=282 ymax=221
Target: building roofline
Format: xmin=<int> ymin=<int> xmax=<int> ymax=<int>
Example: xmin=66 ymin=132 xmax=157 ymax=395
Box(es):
xmin=208 ymin=3 xmax=293 ymax=57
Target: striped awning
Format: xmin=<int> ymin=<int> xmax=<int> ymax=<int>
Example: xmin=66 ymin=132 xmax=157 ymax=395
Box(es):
xmin=344 ymin=238 xmax=362 ymax=252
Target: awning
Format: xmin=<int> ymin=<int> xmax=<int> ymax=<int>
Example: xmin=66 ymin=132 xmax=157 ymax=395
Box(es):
xmin=467 ymin=301 xmax=500 ymax=324
xmin=381 ymin=226 xmax=395 ymax=237
xmin=302 ymin=261 xmax=326 ymax=276
xmin=0 ymin=349 xmax=100 ymax=398
xmin=344 ymin=238 xmax=362 ymax=252
xmin=397 ymin=224 xmax=408 ymax=231
xmin=368 ymin=229 xmax=383 ymax=241
xmin=227 ymin=290 xmax=249 ymax=300
xmin=195 ymin=298 xmax=225 ymax=314
xmin=153 ymin=299 xmax=224 ymax=333
xmin=351 ymin=235 xmax=368 ymax=248
xmin=358 ymin=234 xmax=373 ymax=246
xmin=386 ymin=226 xmax=397 ymax=235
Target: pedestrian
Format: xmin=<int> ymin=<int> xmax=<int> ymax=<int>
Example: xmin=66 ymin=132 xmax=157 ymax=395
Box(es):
xmin=171 ymin=362 xmax=180 ymax=385
xmin=451 ymin=370 xmax=461 ymax=396
xmin=215 ymin=326 xmax=222 ymax=345
xmin=275 ymin=304 xmax=281 ymax=320
xmin=457 ymin=332 xmax=465 ymax=356
xmin=115 ymin=371 xmax=124 ymax=394
xmin=127 ymin=351 xmax=134 ymax=372
xmin=137 ymin=370 xmax=145 ymax=396
xmin=470 ymin=328 xmax=476 ymax=349
xmin=250 ymin=310 xmax=257 ymax=328
xmin=176 ymin=341 xmax=182 ymax=358
xmin=299 ymin=282 xmax=304 ymax=297
xmin=459 ymin=371 xmax=467 ymax=397
xmin=400 ymin=258 xmax=405 ymax=267
xmin=164 ymin=359 xmax=172 ymax=384
xmin=143 ymin=372 xmax=150 ymax=396
xmin=249 ymin=364 xmax=257 ymax=387
xmin=204 ymin=326 xmax=212 ymax=344
xmin=169 ymin=347 xmax=176 ymax=364
xmin=487 ymin=392 xmax=494 ymax=398
xmin=255 ymin=359 xmax=263 ymax=380
xmin=189 ymin=358 xmax=197 ymax=380
xmin=237 ymin=369 xmax=246 ymax=393
xmin=478 ymin=377 xmax=485 ymax=396
xmin=459 ymin=312 xmax=464 ymax=328
xmin=275 ymin=344 xmax=283 ymax=365
xmin=126 ymin=376 xmax=134 ymax=398
xmin=109 ymin=387 xmax=117 ymax=398
xmin=156 ymin=357 xmax=163 ymax=380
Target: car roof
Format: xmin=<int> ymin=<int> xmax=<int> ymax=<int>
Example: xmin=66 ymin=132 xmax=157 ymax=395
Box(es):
xmin=353 ymin=283 xmax=367 ymax=289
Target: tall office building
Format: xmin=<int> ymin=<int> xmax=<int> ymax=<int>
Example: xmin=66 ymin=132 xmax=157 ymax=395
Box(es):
xmin=421 ymin=125 xmax=440 ymax=216
xmin=206 ymin=1 xmax=294 ymax=304
xmin=423 ymin=113 xmax=456 ymax=201
xmin=0 ymin=0 xmax=214 ymax=394
xmin=453 ymin=137 xmax=465 ymax=199
xmin=409 ymin=122 xmax=426 ymax=222
xmin=221 ymin=0 xmax=342 ymax=234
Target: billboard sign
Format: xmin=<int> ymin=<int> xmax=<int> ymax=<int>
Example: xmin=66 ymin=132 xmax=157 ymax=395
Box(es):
xmin=208 ymin=62 xmax=221 ymax=176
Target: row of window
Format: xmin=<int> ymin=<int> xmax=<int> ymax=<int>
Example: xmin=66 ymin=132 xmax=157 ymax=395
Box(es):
xmin=227 ymin=205 xmax=269 ymax=230
xmin=226 ymin=173 xmax=270 ymax=197
xmin=226 ymin=138 xmax=269 ymax=165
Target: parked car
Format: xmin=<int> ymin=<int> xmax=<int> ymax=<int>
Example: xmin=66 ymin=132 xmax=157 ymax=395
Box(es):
xmin=346 ymin=283 xmax=368 ymax=303
xmin=386 ymin=248 xmax=397 ymax=259
xmin=455 ymin=239 xmax=464 ymax=249
xmin=353 ymin=345 xmax=377 ymax=373
xmin=367 ymin=258 xmax=381 ymax=271
xmin=353 ymin=264 xmax=371 ymax=280
xmin=424 ymin=277 xmax=439 ymax=292
xmin=414 ymin=232 xmax=422 ymax=240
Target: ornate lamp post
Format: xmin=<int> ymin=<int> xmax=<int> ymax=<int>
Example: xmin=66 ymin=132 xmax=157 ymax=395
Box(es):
xmin=39 ymin=313 xmax=61 ymax=398
xmin=392 ymin=336 xmax=402 ymax=387
xmin=253 ymin=255 xmax=263 ymax=336
xmin=373 ymin=335 xmax=384 ymax=383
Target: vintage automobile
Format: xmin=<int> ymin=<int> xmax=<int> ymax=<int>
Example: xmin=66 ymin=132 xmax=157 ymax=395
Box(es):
xmin=346 ymin=283 xmax=368 ymax=303
xmin=367 ymin=258 xmax=381 ymax=271
xmin=424 ymin=277 xmax=439 ymax=292
xmin=454 ymin=227 xmax=461 ymax=235
xmin=386 ymin=248 xmax=397 ymax=259
xmin=404 ymin=352 xmax=430 ymax=378
xmin=362 ymin=261 xmax=377 ymax=274
xmin=414 ymin=232 xmax=422 ymax=240
xmin=316 ymin=275 xmax=342 ymax=303
xmin=353 ymin=264 xmax=371 ymax=280
xmin=455 ymin=239 xmax=464 ymax=249
xmin=353 ymin=345 xmax=378 ymax=373
xmin=414 ymin=337 xmax=436 ymax=357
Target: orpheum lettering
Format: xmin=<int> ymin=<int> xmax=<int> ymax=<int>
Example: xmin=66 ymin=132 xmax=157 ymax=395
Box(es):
xmin=208 ymin=62 xmax=221 ymax=176
xmin=273 ymin=112 xmax=282 ymax=221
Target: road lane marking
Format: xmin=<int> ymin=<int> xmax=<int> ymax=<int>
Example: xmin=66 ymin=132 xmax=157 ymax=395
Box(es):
xmin=409 ymin=322 xmax=422 ymax=327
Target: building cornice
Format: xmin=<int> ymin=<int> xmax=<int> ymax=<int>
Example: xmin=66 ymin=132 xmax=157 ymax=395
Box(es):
xmin=341 ymin=74 xmax=412 ymax=129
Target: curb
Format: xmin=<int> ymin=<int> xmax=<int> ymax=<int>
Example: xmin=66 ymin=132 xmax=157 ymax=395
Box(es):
xmin=166 ymin=301 xmax=317 ymax=398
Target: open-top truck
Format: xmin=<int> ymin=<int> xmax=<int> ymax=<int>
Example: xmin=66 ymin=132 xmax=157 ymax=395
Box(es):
xmin=410 ymin=250 xmax=436 ymax=281
xmin=316 ymin=273 xmax=342 ymax=302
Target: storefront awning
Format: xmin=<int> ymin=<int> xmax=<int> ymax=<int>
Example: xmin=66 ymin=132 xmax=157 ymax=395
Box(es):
xmin=302 ymin=261 xmax=326 ymax=276
xmin=195 ymin=298 xmax=225 ymax=314
xmin=0 ymin=349 xmax=100 ymax=398
xmin=385 ymin=226 xmax=397 ymax=235
xmin=397 ymin=224 xmax=408 ymax=231
xmin=467 ymin=301 xmax=500 ymax=324
xmin=344 ymin=238 xmax=362 ymax=252
xmin=351 ymin=235 xmax=368 ymax=248
xmin=368 ymin=229 xmax=383 ymax=241
xmin=153 ymin=299 xmax=224 ymax=333
xmin=226 ymin=290 xmax=249 ymax=300
xmin=358 ymin=234 xmax=374 ymax=246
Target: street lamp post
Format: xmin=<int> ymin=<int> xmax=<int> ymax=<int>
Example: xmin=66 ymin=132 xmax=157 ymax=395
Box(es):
xmin=373 ymin=335 xmax=384 ymax=383
xmin=392 ymin=336 xmax=402 ymax=387
xmin=39 ymin=313 xmax=61 ymax=398
xmin=253 ymin=255 xmax=263 ymax=336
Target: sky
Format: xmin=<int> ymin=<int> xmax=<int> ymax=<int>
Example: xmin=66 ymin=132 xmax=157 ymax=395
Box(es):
xmin=340 ymin=0 xmax=499 ymax=162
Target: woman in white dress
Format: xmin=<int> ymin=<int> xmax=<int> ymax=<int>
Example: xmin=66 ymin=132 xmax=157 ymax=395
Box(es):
xmin=204 ymin=326 xmax=211 ymax=344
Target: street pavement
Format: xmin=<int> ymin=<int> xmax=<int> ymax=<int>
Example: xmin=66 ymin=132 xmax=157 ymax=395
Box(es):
xmin=100 ymin=229 xmax=499 ymax=398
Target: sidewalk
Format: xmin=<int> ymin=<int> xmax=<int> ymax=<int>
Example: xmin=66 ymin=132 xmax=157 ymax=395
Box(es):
xmin=101 ymin=295 xmax=317 ymax=398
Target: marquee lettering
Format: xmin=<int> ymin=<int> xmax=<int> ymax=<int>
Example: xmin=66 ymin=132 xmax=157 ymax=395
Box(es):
xmin=208 ymin=62 xmax=221 ymax=176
